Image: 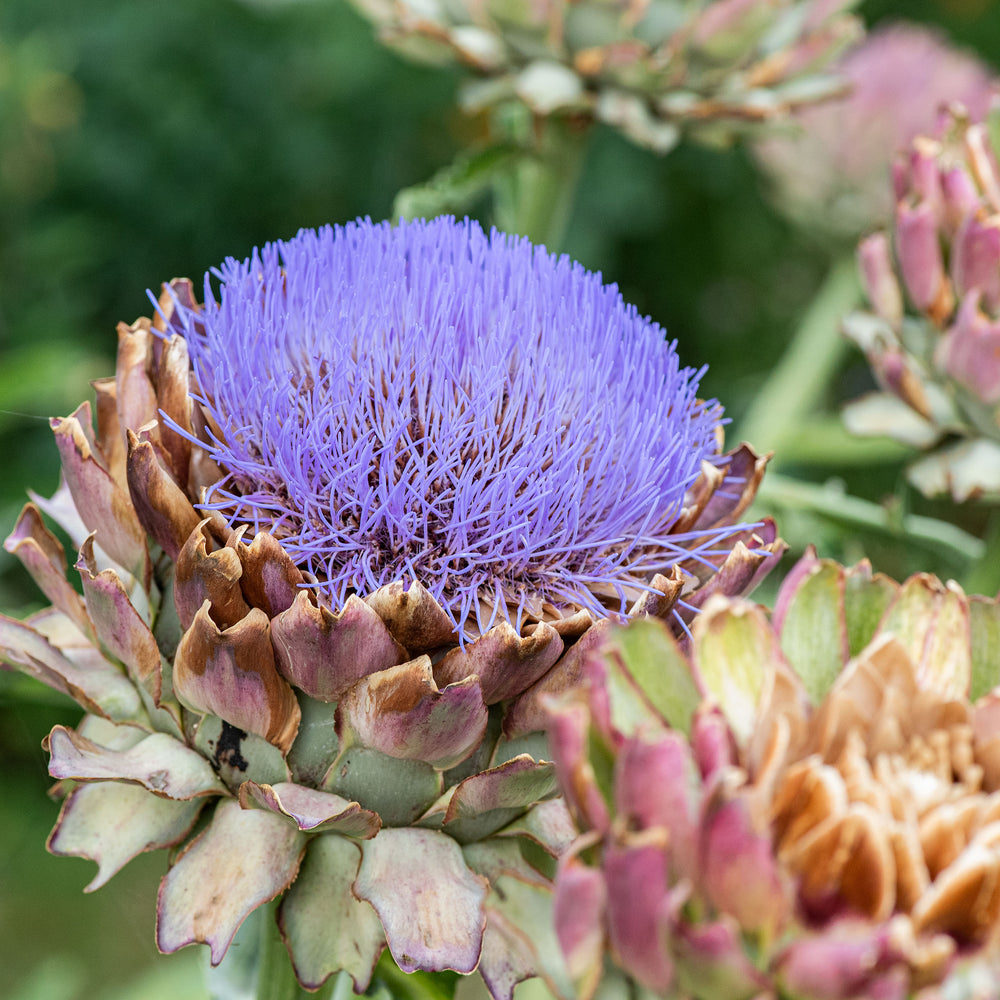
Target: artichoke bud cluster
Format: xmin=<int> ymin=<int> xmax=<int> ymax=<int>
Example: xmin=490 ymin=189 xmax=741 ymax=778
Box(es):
xmin=548 ymin=549 xmax=1000 ymax=1000
xmin=1 ymin=218 xmax=782 ymax=995
xmin=350 ymin=0 xmax=862 ymax=152
xmin=845 ymin=104 xmax=1000 ymax=500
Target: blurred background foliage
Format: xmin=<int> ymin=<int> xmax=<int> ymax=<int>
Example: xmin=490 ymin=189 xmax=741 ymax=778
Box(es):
xmin=2 ymin=0 xmax=999 ymax=996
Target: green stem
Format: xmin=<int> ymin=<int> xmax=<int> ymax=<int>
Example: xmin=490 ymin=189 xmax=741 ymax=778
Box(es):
xmin=370 ymin=951 xmax=456 ymax=1000
xmin=201 ymin=898 xmax=321 ymax=1000
xmin=492 ymin=110 xmax=590 ymax=252
xmin=736 ymin=254 xmax=862 ymax=457
xmin=963 ymin=508 xmax=1000 ymax=596
xmin=757 ymin=472 xmax=985 ymax=564
xmin=761 ymin=415 xmax=914 ymax=467
xmin=254 ymin=900 xmax=323 ymax=1000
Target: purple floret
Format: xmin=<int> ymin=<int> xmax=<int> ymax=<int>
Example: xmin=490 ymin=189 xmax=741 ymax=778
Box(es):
xmin=170 ymin=217 xmax=734 ymax=635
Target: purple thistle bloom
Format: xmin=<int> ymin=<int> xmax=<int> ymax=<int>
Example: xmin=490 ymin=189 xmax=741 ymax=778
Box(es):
xmin=169 ymin=217 xmax=740 ymax=636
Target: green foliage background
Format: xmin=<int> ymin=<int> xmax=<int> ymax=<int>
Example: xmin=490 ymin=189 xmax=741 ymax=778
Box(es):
xmin=1 ymin=0 xmax=998 ymax=996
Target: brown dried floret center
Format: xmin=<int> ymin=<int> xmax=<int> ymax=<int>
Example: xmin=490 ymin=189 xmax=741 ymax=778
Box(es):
xmin=769 ymin=638 xmax=1000 ymax=945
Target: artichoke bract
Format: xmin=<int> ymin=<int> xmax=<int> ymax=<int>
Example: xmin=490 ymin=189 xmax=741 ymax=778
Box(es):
xmin=349 ymin=0 xmax=863 ymax=153
xmin=549 ymin=548 xmax=1000 ymax=1000
xmin=844 ymin=106 xmax=1000 ymax=501
xmin=1 ymin=217 xmax=780 ymax=995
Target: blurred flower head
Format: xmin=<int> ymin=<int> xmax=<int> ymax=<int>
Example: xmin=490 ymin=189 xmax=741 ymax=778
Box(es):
xmin=844 ymin=106 xmax=1000 ymax=500
xmin=0 ymin=216 xmax=781 ymax=995
xmin=548 ymin=549 xmax=1000 ymax=999
xmin=756 ymin=22 xmax=998 ymax=241
xmin=349 ymin=0 xmax=863 ymax=153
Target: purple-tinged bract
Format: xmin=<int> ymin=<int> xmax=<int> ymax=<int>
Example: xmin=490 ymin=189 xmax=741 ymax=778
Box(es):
xmin=173 ymin=217 xmax=728 ymax=636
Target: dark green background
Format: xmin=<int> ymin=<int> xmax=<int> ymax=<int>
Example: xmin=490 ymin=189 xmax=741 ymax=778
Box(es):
xmin=1 ymin=1 xmax=997 ymax=996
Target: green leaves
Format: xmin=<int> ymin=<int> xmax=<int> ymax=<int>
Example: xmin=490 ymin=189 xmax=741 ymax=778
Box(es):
xmin=394 ymin=144 xmax=523 ymax=224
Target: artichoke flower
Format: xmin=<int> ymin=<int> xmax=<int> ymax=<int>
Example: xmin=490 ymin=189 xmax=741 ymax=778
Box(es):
xmin=548 ymin=547 xmax=1000 ymax=999
xmin=348 ymin=0 xmax=862 ymax=153
xmin=1 ymin=217 xmax=781 ymax=995
xmin=843 ymin=105 xmax=1000 ymax=501
xmin=755 ymin=23 xmax=998 ymax=243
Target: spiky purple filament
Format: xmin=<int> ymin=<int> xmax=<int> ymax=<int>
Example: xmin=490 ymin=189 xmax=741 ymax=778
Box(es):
xmin=170 ymin=217 xmax=735 ymax=635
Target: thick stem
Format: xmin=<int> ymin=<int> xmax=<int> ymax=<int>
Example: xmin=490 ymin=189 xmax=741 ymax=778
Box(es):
xmin=759 ymin=414 xmax=914 ymax=466
xmin=963 ymin=509 xmax=1000 ymax=596
xmin=255 ymin=900 xmax=323 ymax=1000
xmin=736 ymin=254 xmax=862 ymax=457
xmin=370 ymin=951 xmax=456 ymax=1000
xmin=492 ymin=110 xmax=590 ymax=253
xmin=207 ymin=899 xmax=327 ymax=1000
xmin=757 ymin=472 xmax=984 ymax=565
